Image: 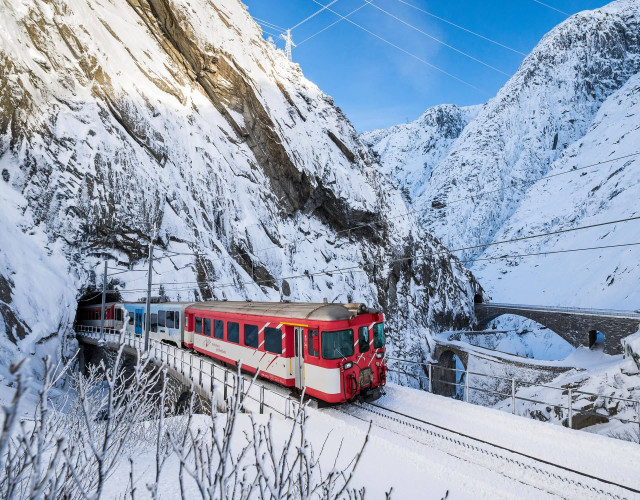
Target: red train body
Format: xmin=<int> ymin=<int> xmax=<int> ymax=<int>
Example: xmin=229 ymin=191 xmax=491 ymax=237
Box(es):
xmin=186 ymin=301 xmax=386 ymax=403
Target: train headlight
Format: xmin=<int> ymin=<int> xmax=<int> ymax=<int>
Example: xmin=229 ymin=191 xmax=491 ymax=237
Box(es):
xmin=343 ymin=362 xmax=353 ymax=369
xmin=376 ymin=352 xmax=384 ymax=359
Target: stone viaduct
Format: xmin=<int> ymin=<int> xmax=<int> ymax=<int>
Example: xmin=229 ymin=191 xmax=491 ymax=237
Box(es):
xmin=474 ymin=302 xmax=640 ymax=354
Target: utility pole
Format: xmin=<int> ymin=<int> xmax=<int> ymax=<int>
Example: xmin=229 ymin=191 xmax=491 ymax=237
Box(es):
xmin=99 ymin=257 xmax=108 ymax=344
xmin=144 ymin=225 xmax=157 ymax=353
xmin=280 ymin=29 xmax=296 ymax=61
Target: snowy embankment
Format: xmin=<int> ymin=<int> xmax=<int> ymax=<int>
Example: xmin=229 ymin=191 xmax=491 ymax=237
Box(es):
xmin=3 ymin=372 xmax=638 ymax=499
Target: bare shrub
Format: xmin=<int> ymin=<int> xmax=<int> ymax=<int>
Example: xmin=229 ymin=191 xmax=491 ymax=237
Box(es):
xmin=1 ymin=353 xmax=379 ymax=499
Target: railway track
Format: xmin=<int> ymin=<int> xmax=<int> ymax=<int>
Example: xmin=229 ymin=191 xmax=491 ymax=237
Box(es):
xmin=335 ymin=401 xmax=639 ymax=499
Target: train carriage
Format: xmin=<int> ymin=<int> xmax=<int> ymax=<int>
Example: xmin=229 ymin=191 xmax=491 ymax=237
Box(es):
xmin=186 ymin=301 xmax=386 ymax=403
xmin=77 ymin=302 xmax=124 ymax=330
xmin=122 ymin=302 xmax=192 ymax=348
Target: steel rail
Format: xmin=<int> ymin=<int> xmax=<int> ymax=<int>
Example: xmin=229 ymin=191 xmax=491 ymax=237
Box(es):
xmin=358 ymin=401 xmax=640 ymax=496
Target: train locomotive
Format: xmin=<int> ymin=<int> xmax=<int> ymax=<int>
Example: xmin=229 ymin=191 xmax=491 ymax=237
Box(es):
xmin=77 ymin=301 xmax=387 ymax=403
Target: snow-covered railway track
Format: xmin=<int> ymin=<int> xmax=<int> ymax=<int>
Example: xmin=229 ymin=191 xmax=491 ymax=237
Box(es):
xmin=337 ymin=401 xmax=639 ymax=499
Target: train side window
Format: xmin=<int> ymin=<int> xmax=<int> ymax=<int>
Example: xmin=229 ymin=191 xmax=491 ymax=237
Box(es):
xmin=244 ymin=324 xmax=259 ymax=348
xmin=116 ymin=309 xmax=123 ymax=322
xmin=228 ymin=322 xmax=239 ymax=343
xmin=264 ymin=327 xmax=282 ymax=354
xmin=204 ymin=318 xmax=211 ymax=337
xmin=151 ymin=313 xmax=158 ymax=333
xmin=195 ymin=317 xmax=202 ymax=334
xmin=128 ymin=313 xmax=134 ymax=325
xmin=158 ymin=310 xmax=166 ymax=328
xmin=166 ymin=311 xmax=175 ymax=329
xmin=214 ymin=319 xmax=224 ymax=339
xmin=175 ymin=312 xmax=180 ymax=330
xmin=358 ymin=326 xmax=370 ymax=353
xmin=308 ymin=330 xmax=319 ymax=357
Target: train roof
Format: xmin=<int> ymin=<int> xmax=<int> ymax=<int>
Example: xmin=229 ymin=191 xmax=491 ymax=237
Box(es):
xmin=187 ymin=301 xmax=379 ymax=322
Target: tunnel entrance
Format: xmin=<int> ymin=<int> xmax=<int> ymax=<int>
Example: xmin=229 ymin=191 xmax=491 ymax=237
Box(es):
xmin=432 ymin=350 xmax=466 ymax=399
xmin=589 ymin=329 xmax=605 ymax=350
xmin=474 ymin=294 xmax=484 ymax=304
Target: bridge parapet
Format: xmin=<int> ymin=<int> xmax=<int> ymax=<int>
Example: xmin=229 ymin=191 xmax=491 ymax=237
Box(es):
xmin=76 ymin=327 xmax=302 ymax=418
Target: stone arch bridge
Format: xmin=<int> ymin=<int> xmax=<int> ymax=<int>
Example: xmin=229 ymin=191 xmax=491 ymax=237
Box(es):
xmin=474 ymin=302 xmax=640 ymax=354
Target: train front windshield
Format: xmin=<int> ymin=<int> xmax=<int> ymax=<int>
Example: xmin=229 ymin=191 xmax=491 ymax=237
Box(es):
xmin=321 ymin=329 xmax=354 ymax=359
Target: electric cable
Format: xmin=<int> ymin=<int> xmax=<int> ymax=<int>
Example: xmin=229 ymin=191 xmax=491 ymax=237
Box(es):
xmin=306 ymin=0 xmax=488 ymax=94
xmin=393 ymin=0 xmax=526 ymax=56
xmin=364 ymin=0 xmax=511 ymax=76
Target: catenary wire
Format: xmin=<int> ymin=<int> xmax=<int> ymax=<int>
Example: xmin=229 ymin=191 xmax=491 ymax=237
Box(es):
xmin=104 ymin=219 xmax=640 ymax=294
xmin=364 ymin=0 xmax=512 ymax=76
xmin=336 ymin=151 xmax=640 ymax=235
xmin=393 ymin=0 xmax=526 ymax=56
xmin=102 ymin=151 xmax=640 ymax=281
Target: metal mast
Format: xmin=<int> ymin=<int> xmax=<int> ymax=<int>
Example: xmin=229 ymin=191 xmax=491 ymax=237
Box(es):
xmin=280 ymin=29 xmax=296 ymax=61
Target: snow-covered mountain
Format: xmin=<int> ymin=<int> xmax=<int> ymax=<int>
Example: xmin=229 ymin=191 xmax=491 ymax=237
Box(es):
xmin=366 ymin=0 xmax=640 ymax=310
xmin=0 ymin=0 xmax=480 ymax=363
xmin=363 ymin=104 xmax=480 ymax=202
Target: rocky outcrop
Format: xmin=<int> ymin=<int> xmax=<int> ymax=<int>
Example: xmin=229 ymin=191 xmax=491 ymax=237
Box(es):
xmin=0 ymin=0 xmax=480 ymax=363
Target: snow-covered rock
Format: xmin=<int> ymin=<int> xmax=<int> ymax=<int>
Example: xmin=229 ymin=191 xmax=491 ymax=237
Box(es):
xmin=0 ymin=0 xmax=479 ymax=364
xmin=362 ymin=104 xmax=480 ymax=202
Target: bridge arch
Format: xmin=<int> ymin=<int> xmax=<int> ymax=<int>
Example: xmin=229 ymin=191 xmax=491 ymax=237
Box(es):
xmin=432 ymin=349 xmax=466 ymax=398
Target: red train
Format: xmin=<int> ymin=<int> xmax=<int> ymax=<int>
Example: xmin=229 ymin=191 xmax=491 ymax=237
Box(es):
xmin=77 ymin=300 xmax=387 ymax=403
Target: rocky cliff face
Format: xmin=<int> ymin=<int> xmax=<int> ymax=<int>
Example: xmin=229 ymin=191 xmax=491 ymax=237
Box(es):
xmin=0 ymin=0 xmax=479 ymax=364
xmin=366 ymin=0 xmax=640 ymax=310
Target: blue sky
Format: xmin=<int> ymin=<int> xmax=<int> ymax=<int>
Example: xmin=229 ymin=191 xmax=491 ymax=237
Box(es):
xmin=243 ymin=0 xmax=608 ymax=132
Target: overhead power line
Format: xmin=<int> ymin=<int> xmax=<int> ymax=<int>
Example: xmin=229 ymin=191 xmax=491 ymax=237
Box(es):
xmin=364 ymin=0 xmax=512 ymax=77
xmin=338 ymin=151 xmax=640 ymax=235
xmin=253 ymin=16 xmax=287 ymax=31
xmin=530 ymin=0 xmax=570 ymax=16
xmin=307 ymin=0 xmax=488 ymax=94
xmin=291 ymin=0 xmax=341 ymax=30
xmin=393 ymin=0 xmax=527 ymax=56
xmin=298 ymin=2 xmax=369 ymax=45
xmin=107 ymin=217 xmax=640 ymax=296
xmin=104 ymin=150 xmax=640 ymax=287
xmin=459 ymin=242 xmax=640 ymax=264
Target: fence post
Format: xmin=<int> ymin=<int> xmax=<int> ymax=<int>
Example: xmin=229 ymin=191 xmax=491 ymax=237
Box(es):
xmin=199 ymin=358 xmax=203 ymax=388
xmin=428 ymin=363 xmax=432 ymax=393
xmin=260 ymin=385 xmax=265 ymax=415
xmin=285 ymin=397 xmax=290 ymax=420
xmin=511 ymin=378 xmax=516 ymax=415
xmin=465 ymin=369 xmax=469 ymax=402
xmin=189 ymin=353 xmax=193 ymax=379
xmin=568 ymin=389 xmax=573 ymax=429
xmin=224 ymin=370 xmax=228 ymax=401
xmin=210 ymin=363 xmax=214 ymax=397
xmin=181 ymin=350 xmax=184 ymax=375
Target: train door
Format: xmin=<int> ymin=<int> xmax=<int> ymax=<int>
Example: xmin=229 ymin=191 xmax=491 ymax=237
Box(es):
xmin=134 ymin=309 xmax=143 ymax=336
xmin=293 ymin=327 xmax=305 ymax=390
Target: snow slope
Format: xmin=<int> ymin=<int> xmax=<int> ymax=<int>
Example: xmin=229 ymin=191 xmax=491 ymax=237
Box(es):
xmin=472 ymin=70 xmax=640 ymax=308
xmin=362 ymin=104 xmax=480 ymax=202
xmin=366 ymin=0 xmax=640 ymax=311
xmin=0 ymin=0 xmax=479 ymax=365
